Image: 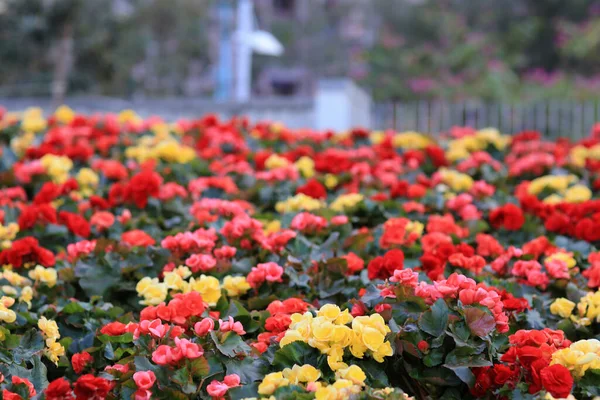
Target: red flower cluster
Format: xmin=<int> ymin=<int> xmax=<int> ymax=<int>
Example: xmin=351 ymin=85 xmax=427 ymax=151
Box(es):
xmin=472 ymin=329 xmax=573 ymax=398
xmin=0 ymin=237 xmax=55 ymax=267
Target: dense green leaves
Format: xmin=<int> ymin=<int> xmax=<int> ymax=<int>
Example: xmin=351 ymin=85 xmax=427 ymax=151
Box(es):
xmin=419 ymin=299 xmax=449 ymax=337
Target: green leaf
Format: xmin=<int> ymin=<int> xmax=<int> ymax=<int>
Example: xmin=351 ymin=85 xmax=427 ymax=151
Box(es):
xmin=4 ymin=355 xmax=48 ymax=393
xmin=104 ymin=343 xmax=115 ymax=360
xmin=579 ymin=369 xmax=600 ymax=397
xmin=75 ymin=259 xmax=121 ymax=297
xmin=13 ymin=329 xmax=45 ymax=364
xmin=98 ymin=333 xmax=134 ymax=344
xmin=424 ymin=348 xmax=445 ymax=367
xmin=273 ymin=341 xmax=319 ymax=370
xmin=61 ymin=301 xmax=89 ymax=314
xmin=447 ymin=366 xmax=475 ymax=387
xmin=273 ymin=385 xmax=314 ymax=399
xmin=356 ymin=359 xmax=390 ymax=387
xmin=228 ymin=382 xmax=259 ymax=399
xmin=134 ymin=356 xmax=170 ymax=384
xmin=210 ymin=331 xmax=251 ymax=358
xmin=224 ymin=357 xmax=267 ymax=384
xmin=419 ymin=299 xmax=449 ymax=337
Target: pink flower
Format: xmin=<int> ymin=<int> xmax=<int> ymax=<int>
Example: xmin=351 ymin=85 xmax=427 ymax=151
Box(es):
xmin=194 ymin=318 xmax=215 ymax=336
xmin=261 ymin=262 xmax=284 ymax=282
xmin=118 ymin=209 xmax=132 ymax=224
xmin=174 ymin=337 xmax=204 ymax=359
xmin=219 ymin=316 xmax=246 ymax=335
xmin=90 ymin=211 xmax=115 ymax=231
xmin=390 ymin=268 xmax=419 ymax=288
xmin=214 ymin=246 xmax=236 ymax=259
xmin=133 ymin=371 xmax=156 ymax=390
xmin=105 ymin=364 xmax=130 ymax=374
xmin=147 ymin=319 xmax=168 ymax=338
xmin=66 ymin=240 xmax=96 ymax=262
xmin=134 ymin=389 xmax=152 ymax=400
xmin=207 ymin=380 xmax=229 ymax=398
xmin=545 ymin=259 xmax=570 ymax=280
xmin=185 ymin=254 xmax=217 ymax=273
xmin=331 ymin=215 xmax=349 ymax=225
xmin=206 ymin=374 xmax=241 ymax=399
xmin=223 ymin=374 xmax=240 ymax=387
xmin=459 ymin=204 xmax=481 ymax=221
xmin=151 ymin=345 xmax=181 ymax=365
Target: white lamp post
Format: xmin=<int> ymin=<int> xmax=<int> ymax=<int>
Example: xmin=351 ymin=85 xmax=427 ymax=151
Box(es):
xmin=235 ymin=0 xmax=284 ymax=103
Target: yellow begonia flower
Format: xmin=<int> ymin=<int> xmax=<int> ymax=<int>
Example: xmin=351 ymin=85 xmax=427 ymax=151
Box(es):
xmin=28 ymin=265 xmax=58 ymax=288
xmin=564 ymin=184 xmax=592 ymax=203
xmin=392 ymin=132 xmax=431 ymax=149
xmin=38 ymin=316 xmax=60 ymax=342
xmin=188 ymin=275 xmax=221 ymax=306
xmin=54 ymin=105 xmax=75 ymax=124
xmin=265 ymin=154 xmax=291 ymax=170
xmin=550 ymin=298 xmax=575 ymax=319
xmin=258 ymin=372 xmax=289 ymax=395
xmin=222 ymin=276 xmax=251 ymax=297
xmin=329 ymin=193 xmax=364 ymax=212
xmin=136 ymin=277 xmax=168 ymax=306
xmin=275 ymin=194 xmax=325 ymax=213
xmin=295 ymin=156 xmax=315 ymax=178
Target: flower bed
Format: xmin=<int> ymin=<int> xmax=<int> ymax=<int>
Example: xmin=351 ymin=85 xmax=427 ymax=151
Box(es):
xmin=2 ymin=106 xmax=600 ymax=399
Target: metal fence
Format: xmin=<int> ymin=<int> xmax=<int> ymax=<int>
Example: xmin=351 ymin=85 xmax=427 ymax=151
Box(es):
xmin=372 ymin=101 xmax=600 ymax=139
xmin=3 ymin=96 xmax=600 ymax=138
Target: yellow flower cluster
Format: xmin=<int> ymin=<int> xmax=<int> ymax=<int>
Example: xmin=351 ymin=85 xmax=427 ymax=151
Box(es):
xmin=40 ymin=154 xmax=73 ymax=184
xmin=10 ymin=131 xmax=35 ymax=157
xmin=314 ymin=380 xmax=363 ymax=400
xmin=38 ymin=316 xmax=65 ymax=364
xmin=76 ymin=168 xmax=99 ymax=197
xmin=262 ymin=220 xmax=281 ymax=236
xmin=275 ymin=194 xmax=326 ymax=213
xmin=552 ymin=339 xmax=600 ymax=378
xmin=1 ymin=268 xmax=34 ymax=309
xmin=550 ymin=290 xmax=600 ymax=326
xmin=391 ymin=132 xmax=432 ymax=149
xmin=258 ymin=364 xmax=321 ymax=395
xmin=0 ymin=222 xmax=19 ymax=249
xmin=569 ymin=144 xmax=600 ymax=168
xmin=2 ymin=269 xmax=30 ymax=287
xmin=329 ymin=193 xmax=364 ymax=212
xmin=20 ymin=107 xmax=47 ymax=133
xmin=257 ymin=364 xmax=371 ymax=399
xmin=136 ymin=267 xmax=250 ymax=306
xmin=324 ymin=174 xmax=338 ymax=189
xmin=0 ymin=296 xmax=16 ymax=323
xmin=280 ymin=304 xmax=393 ymax=371
xmin=54 ymin=105 xmax=76 ymax=125
xmin=295 ymin=156 xmax=315 ymax=178
xmin=265 ymin=154 xmax=291 ymax=170
xmin=222 ymin=276 xmax=251 ymax=297
xmin=437 ymin=168 xmax=474 ymax=192
xmin=446 ymin=128 xmax=510 ymax=161
xmin=118 ymin=109 xmax=142 ymax=125
xmin=28 ymin=265 xmax=58 ymax=288
xmin=527 ymin=175 xmax=590 ymax=203
xmin=126 ymin=138 xmax=196 ymax=164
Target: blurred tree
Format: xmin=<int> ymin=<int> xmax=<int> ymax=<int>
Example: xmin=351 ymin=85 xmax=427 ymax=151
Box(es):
xmin=0 ymin=0 xmax=210 ymax=98
xmin=364 ymin=0 xmax=599 ymax=101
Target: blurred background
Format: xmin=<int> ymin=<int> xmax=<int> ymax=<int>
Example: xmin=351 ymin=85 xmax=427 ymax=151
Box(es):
xmin=1 ymin=0 xmax=600 ymax=135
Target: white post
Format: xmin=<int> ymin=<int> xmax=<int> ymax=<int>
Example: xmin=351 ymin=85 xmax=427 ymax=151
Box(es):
xmin=235 ymin=0 xmax=253 ymax=103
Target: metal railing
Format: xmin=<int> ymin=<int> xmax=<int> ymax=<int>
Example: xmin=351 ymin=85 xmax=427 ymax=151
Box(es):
xmin=372 ymin=101 xmax=600 ymax=138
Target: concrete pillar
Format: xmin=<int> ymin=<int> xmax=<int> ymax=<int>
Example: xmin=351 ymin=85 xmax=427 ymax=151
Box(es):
xmin=315 ymin=78 xmax=372 ymax=131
